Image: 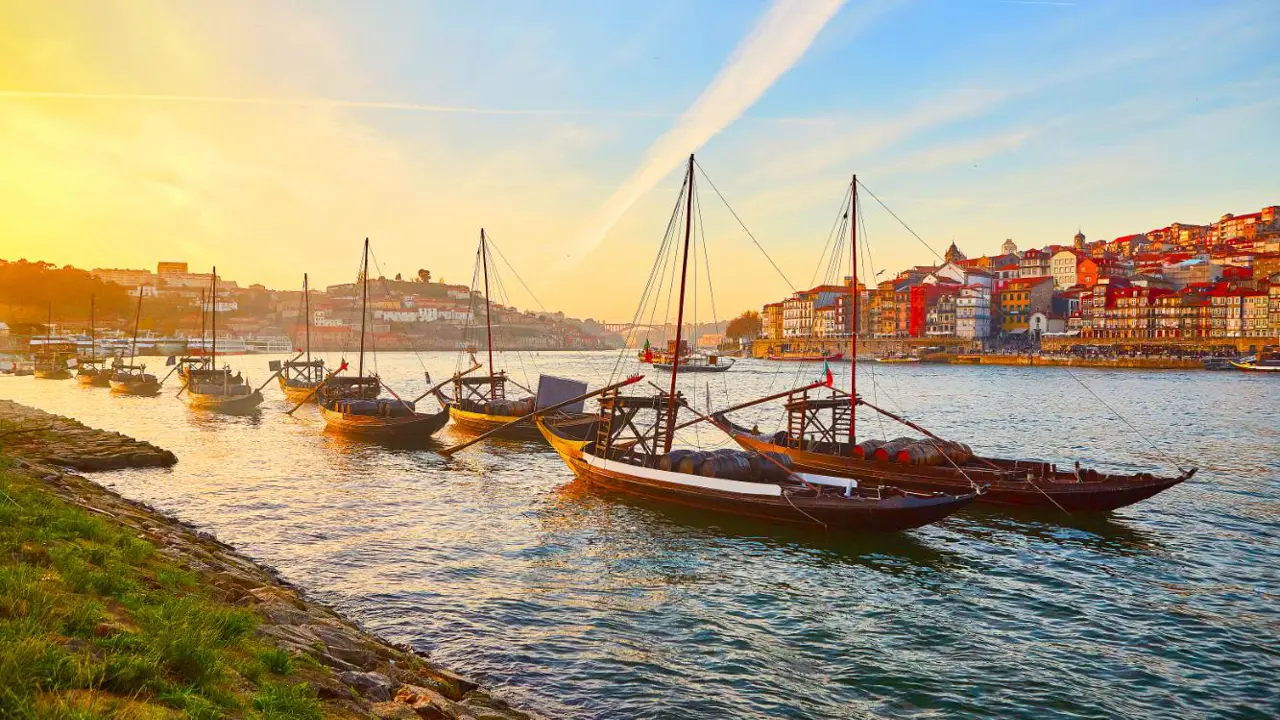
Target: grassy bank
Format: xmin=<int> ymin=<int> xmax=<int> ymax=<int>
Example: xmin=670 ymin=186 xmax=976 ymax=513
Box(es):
xmin=0 ymin=456 xmax=334 ymax=719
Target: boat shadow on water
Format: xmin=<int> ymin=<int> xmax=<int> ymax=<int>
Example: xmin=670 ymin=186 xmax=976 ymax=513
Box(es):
xmin=952 ymin=503 xmax=1170 ymax=557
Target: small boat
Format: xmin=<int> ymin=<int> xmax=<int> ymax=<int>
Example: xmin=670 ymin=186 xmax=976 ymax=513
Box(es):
xmin=315 ymin=240 xmax=447 ymax=441
xmin=719 ymin=174 xmax=1193 ymax=515
xmin=181 ymin=267 xmax=264 ymax=413
xmin=1230 ymin=349 xmax=1280 ymax=372
xmin=440 ymin=229 xmax=588 ymax=441
xmin=109 ymin=288 xmax=164 ymax=396
xmin=76 ymin=295 xmax=113 ymax=387
xmin=33 ymin=306 xmax=73 ymax=380
xmin=652 ymin=353 xmax=735 ymax=372
xmin=276 ymin=274 xmax=327 ymax=402
xmin=109 ymin=364 xmax=162 ymax=396
xmin=1201 ymin=357 xmax=1238 ymax=371
xmin=765 ymin=350 xmax=844 ymax=362
xmin=534 ymin=156 xmax=974 ymax=532
xmin=874 ymin=353 xmax=920 ymax=364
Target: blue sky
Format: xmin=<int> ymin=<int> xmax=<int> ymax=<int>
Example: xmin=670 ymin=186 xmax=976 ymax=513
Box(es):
xmin=1 ymin=0 xmax=1277 ymax=320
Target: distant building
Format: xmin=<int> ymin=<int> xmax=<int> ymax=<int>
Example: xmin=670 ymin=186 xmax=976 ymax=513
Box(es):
xmin=944 ymin=241 xmax=967 ymax=264
xmin=157 ymin=262 xmax=189 ymax=275
xmin=1001 ymin=238 xmax=1018 ymax=256
xmin=955 ymin=286 xmax=990 ymax=340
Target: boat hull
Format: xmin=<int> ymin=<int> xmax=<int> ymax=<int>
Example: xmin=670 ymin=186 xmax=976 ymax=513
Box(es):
xmin=77 ymin=371 xmax=111 ymax=387
xmin=183 ymin=388 xmax=264 ymax=412
xmin=724 ymin=426 xmax=1190 ymax=514
xmin=448 ymin=405 xmax=545 ymax=441
xmin=34 ymin=369 xmax=72 ymax=380
xmin=320 ymin=404 xmax=448 ymax=441
xmin=652 ymin=360 xmax=734 ymax=373
xmin=109 ymin=379 xmax=162 ymax=396
xmin=536 ymin=418 xmax=974 ymax=532
xmin=1230 ymin=361 xmax=1280 ymax=372
xmin=279 ymin=375 xmax=321 ymax=402
xmin=765 ymin=353 xmax=844 ymax=362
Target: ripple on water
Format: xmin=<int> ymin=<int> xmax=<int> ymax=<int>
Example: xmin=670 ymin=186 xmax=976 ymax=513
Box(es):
xmin=3 ymin=353 xmax=1278 ymax=719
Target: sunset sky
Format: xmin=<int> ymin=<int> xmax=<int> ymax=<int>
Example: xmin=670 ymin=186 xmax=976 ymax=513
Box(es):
xmin=2 ymin=0 xmax=1277 ymax=322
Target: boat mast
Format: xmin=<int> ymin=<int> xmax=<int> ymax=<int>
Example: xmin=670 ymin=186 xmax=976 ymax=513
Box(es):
xmin=210 ymin=267 xmax=217 ymax=370
xmin=480 ymin=228 xmax=496 ymax=401
xmin=850 ymin=174 xmax=858 ymax=446
xmin=129 ymin=286 xmax=143 ymax=366
xmin=199 ymin=289 xmax=206 ymax=364
xmin=358 ymin=239 xmax=369 ymax=380
xmin=664 ymin=153 xmax=696 ymax=453
xmin=89 ymin=295 xmax=95 ymax=364
xmin=304 ymin=273 xmax=311 ymax=378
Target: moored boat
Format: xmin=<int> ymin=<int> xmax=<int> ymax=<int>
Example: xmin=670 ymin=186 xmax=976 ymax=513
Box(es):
xmin=311 ymin=239 xmax=447 ymax=442
xmin=440 ymin=229 xmax=589 ymax=441
xmin=33 ymin=308 xmax=74 ymax=380
xmin=275 ymin=274 xmax=327 ymax=402
xmin=109 ymin=364 xmax=162 ymax=396
xmin=765 ymin=350 xmax=844 ymax=362
xmin=652 ymin=352 xmax=734 ymax=373
xmin=525 ymin=155 xmax=975 ymax=532
xmin=719 ymin=174 xmax=1193 ymax=515
xmin=76 ymin=296 xmax=113 ymax=387
xmin=180 ymin=267 xmax=264 ymax=413
xmin=1230 ymin=349 xmax=1280 ymax=372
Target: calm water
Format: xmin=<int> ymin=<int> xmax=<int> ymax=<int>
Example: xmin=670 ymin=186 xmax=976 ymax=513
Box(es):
xmin=3 ymin=352 xmax=1277 ymax=719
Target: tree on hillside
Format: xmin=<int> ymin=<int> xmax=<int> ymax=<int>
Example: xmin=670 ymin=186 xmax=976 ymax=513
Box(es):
xmin=417 ymin=269 xmax=431 ymax=283
xmin=0 ymin=259 xmax=133 ymax=325
xmin=725 ymin=310 xmax=763 ymax=340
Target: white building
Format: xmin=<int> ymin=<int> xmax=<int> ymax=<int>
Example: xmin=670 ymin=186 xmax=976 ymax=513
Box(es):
xmin=1050 ymin=250 xmax=1081 ymax=290
xmin=782 ymin=295 xmax=814 ymax=338
xmin=955 ymin=286 xmax=991 ymax=340
xmin=312 ymin=311 xmax=347 ymax=328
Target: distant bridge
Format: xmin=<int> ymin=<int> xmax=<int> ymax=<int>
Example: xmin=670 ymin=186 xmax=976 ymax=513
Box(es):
xmin=601 ymin=322 xmax=665 ymax=334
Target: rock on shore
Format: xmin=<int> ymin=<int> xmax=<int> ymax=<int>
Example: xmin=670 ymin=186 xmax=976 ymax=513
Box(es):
xmin=0 ymin=399 xmax=178 ymax=470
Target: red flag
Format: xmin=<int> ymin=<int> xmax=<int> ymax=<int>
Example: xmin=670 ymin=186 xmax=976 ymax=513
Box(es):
xmin=644 ymin=348 xmax=653 ymax=363
xmin=338 ymin=360 xmax=349 ymax=372
xmin=822 ymin=359 xmax=833 ymax=388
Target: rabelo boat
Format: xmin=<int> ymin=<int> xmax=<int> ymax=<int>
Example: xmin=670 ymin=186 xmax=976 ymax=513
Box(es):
xmin=75 ymin=295 xmax=112 ymax=387
xmin=718 ymin=175 xmax=1194 ymax=514
xmin=179 ymin=267 xmax=263 ymax=412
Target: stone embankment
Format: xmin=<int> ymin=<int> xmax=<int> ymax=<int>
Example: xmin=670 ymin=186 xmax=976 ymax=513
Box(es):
xmin=933 ymin=354 xmax=1202 ymax=370
xmin=0 ymin=398 xmax=177 ymax=470
xmin=1 ymin=398 xmax=539 ymax=719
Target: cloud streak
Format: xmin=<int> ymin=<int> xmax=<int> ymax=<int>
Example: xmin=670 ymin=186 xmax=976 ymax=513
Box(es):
xmin=0 ymin=90 xmax=667 ymax=118
xmin=564 ymin=0 xmax=849 ymax=265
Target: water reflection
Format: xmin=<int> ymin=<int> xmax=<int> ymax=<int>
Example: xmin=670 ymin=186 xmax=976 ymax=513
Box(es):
xmin=1 ymin=353 xmax=1276 ymax=720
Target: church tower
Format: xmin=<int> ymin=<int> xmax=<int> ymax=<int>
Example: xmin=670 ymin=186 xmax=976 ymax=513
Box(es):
xmin=1001 ymin=238 xmax=1018 ymax=256
xmin=1074 ymin=229 xmax=1086 ymax=251
xmin=944 ymin=241 xmax=967 ymax=263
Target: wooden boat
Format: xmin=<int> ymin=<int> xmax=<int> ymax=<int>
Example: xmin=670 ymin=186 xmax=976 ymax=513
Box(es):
xmin=1230 ymin=349 xmax=1280 ymax=372
xmin=312 ymin=239 xmax=448 ymax=442
xmin=181 ymin=267 xmax=264 ymax=413
xmin=440 ymin=229 xmax=588 ymax=441
xmin=109 ymin=364 xmax=162 ymax=396
xmin=719 ymin=174 xmax=1193 ymax=514
xmin=765 ymin=350 xmax=844 ymax=362
xmin=652 ymin=353 xmax=735 ymax=373
xmin=76 ymin=295 xmax=113 ymax=387
xmin=874 ymin=353 xmax=920 ymax=364
xmin=527 ymin=156 xmax=975 ymax=532
xmin=33 ymin=306 xmax=73 ymax=380
xmin=276 ymin=273 xmax=326 ymax=402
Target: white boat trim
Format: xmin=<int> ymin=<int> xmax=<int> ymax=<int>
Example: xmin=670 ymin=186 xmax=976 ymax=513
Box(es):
xmin=585 ymin=453 xmax=783 ymax=496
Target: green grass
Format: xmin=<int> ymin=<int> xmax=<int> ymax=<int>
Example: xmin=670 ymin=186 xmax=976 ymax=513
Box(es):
xmin=0 ymin=457 xmax=340 ymax=719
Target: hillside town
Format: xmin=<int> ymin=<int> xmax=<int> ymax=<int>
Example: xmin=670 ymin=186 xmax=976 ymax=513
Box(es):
xmin=759 ymin=205 xmax=1280 ymax=351
xmin=0 ymin=260 xmax=623 ymax=353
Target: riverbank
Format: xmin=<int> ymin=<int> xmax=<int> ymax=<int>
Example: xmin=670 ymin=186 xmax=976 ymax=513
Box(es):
xmin=923 ymin=353 xmax=1204 ymax=370
xmin=0 ymin=399 xmax=537 ymax=719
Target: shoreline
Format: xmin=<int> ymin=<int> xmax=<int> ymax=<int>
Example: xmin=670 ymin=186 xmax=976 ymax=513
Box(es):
xmin=0 ymin=398 xmax=539 ymax=719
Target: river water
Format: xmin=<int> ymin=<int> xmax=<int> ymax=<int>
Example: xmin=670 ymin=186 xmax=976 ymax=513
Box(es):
xmin=2 ymin=351 xmax=1277 ymax=719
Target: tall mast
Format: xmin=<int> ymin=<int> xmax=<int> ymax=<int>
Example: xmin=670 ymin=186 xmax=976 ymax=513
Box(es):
xmin=89 ymin=295 xmax=95 ymax=362
xmin=358 ymin=239 xmax=369 ymax=379
xmin=849 ymin=175 xmax=858 ymax=446
xmin=480 ymin=228 xmax=496 ymax=401
xmin=129 ymin=287 xmax=143 ymax=366
xmin=303 ymin=273 xmax=311 ymax=376
xmin=210 ymin=267 xmax=217 ymax=369
xmin=664 ymin=153 xmax=696 ymax=453
xmin=199 ymin=289 xmax=206 ymax=363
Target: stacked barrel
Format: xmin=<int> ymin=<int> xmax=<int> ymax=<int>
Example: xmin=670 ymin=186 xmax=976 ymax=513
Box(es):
xmin=657 ymin=448 xmax=795 ymax=482
xmin=853 ymin=437 xmax=973 ymax=467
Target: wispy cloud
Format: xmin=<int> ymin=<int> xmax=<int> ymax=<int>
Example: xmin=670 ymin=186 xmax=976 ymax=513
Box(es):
xmin=563 ymin=0 xmax=851 ymax=265
xmin=0 ymin=90 xmax=666 ymax=118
